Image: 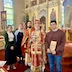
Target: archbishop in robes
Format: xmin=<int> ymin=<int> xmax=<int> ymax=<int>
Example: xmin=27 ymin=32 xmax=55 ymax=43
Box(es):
xmin=30 ymin=20 xmax=46 ymax=72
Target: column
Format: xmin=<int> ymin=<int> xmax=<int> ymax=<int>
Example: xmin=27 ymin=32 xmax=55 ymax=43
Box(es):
xmin=0 ymin=0 xmax=3 ymax=31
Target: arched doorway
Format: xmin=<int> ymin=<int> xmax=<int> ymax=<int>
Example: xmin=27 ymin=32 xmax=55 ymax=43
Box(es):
xmin=39 ymin=10 xmax=46 ymax=31
xmin=40 ymin=16 xmax=46 ymax=24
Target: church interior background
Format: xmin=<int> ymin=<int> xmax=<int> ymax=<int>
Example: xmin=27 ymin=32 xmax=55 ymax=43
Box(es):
xmin=0 ymin=0 xmax=72 ymax=50
xmin=0 ymin=0 xmax=72 ymax=72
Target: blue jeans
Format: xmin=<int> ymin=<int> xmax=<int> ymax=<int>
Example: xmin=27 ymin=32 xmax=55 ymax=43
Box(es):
xmin=48 ymin=53 xmax=62 ymax=72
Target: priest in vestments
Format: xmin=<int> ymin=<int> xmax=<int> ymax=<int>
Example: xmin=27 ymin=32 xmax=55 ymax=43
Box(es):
xmin=21 ymin=21 xmax=34 ymax=66
xmin=30 ymin=20 xmax=46 ymax=72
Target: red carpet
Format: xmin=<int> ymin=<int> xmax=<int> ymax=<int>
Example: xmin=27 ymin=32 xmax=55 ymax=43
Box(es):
xmin=3 ymin=62 xmax=72 ymax=72
xmin=0 ymin=43 xmax=72 ymax=72
xmin=4 ymin=63 xmax=28 ymax=72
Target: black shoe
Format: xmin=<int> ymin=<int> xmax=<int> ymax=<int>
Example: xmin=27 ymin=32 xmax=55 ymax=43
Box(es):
xmin=18 ymin=60 xmax=24 ymax=65
xmin=44 ymin=69 xmax=46 ymax=72
xmin=26 ymin=65 xmax=30 ymax=68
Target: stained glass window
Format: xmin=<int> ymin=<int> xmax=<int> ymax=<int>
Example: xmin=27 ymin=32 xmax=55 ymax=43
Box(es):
xmin=4 ymin=0 xmax=14 ymax=29
xmin=62 ymin=6 xmax=64 ymax=26
xmin=61 ymin=0 xmax=64 ymax=27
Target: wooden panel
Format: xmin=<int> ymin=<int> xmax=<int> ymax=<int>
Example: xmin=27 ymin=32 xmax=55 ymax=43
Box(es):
xmin=63 ymin=43 xmax=72 ymax=58
xmin=68 ymin=30 xmax=72 ymax=41
xmin=69 ymin=33 xmax=72 ymax=41
xmin=0 ymin=36 xmax=5 ymax=50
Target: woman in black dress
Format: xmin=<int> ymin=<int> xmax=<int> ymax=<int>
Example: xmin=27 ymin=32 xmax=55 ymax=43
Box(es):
xmin=14 ymin=23 xmax=24 ymax=64
xmin=4 ymin=25 xmax=16 ymax=70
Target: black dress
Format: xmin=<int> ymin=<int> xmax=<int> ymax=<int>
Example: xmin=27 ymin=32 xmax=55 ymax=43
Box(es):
xmin=4 ymin=32 xmax=16 ymax=65
xmin=15 ymin=31 xmax=24 ymax=65
xmin=16 ymin=32 xmax=23 ymax=57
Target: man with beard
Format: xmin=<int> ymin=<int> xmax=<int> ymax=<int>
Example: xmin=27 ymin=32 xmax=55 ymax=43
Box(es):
xmin=21 ymin=21 xmax=34 ymax=66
